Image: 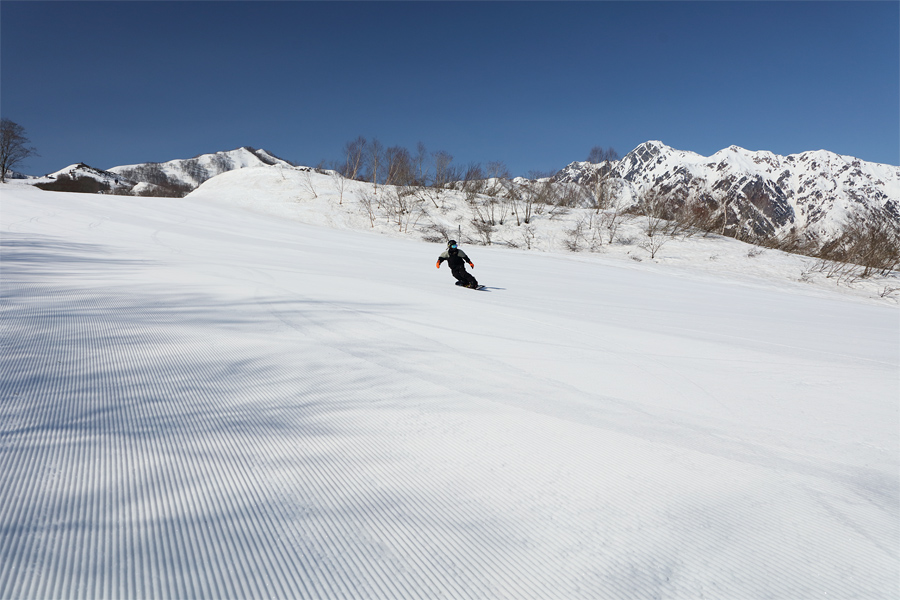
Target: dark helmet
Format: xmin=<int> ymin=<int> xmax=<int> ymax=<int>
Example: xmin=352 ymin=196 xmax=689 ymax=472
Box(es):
xmin=448 ymin=239 xmax=458 ymax=248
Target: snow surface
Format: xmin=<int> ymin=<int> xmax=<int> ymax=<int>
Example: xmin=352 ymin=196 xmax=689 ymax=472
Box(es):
xmin=1 ymin=180 xmax=898 ymax=599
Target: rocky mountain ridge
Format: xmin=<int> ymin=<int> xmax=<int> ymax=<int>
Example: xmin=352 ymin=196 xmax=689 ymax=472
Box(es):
xmin=553 ymin=141 xmax=899 ymax=242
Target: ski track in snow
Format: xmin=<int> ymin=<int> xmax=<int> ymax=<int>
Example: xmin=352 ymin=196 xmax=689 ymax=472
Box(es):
xmin=1 ymin=186 xmax=898 ymax=599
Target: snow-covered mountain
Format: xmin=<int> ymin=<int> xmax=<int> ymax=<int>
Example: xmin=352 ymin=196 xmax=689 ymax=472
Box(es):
xmin=30 ymin=147 xmax=295 ymax=197
xmin=553 ymin=141 xmax=900 ymax=242
xmin=109 ymin=146 xmax=294 ymax=196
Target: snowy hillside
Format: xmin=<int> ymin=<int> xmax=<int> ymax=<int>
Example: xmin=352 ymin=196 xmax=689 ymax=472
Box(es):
xmin=182 ymin=165 xmax=900 ymax=304
xmin=2 ymin=182 xmax=897 ymax=598
xmin=24 ymin=148 xmax=294 ymax=198
xmin=108 ymin=146 xmax=294 ymax=196
xmin=554 ymin=141 xmax=900 ymax=242
xmin=31 ymin=162 xmax=135 ymax=194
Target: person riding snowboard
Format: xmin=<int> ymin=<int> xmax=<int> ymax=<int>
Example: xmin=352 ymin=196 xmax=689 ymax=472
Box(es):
xmin=436 ymin=240 xmax=479 ymax=288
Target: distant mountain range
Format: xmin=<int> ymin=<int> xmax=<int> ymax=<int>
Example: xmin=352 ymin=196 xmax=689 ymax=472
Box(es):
xmin=553 ymin=141 xmax=899 ymax=242
xmin=25 ymin=142 xmax=900 ymax=245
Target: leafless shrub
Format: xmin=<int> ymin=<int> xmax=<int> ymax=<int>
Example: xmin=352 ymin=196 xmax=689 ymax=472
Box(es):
xmin=759 ymin=227 xmax=812 ymax=254
xmin=806 ymin=209 xmax=900 ymax=282
xmin=470 ymin=218 xmax=494 ymax=245
xmin=599 ymin=194 xmax=631 ymax=244
xmin=358 ymin=190 xmax=377 ymax=228
xmin=591 ymin=178 xmax=616 ymax=213
xmin=564 ymin=219 xmax=587 ymax=252
xmin=802 ymin=256 xmax=862 ymax=285
xmin=747 ymin=247 xmax=765 ymax=258
xmin=637 ymin=188 xmax=670 ymax=258
xmin=299 ymin=169 xmax=318 ymax=199
xmin=382 ymin=188 xmax=426 ymax=233
xmin=565 ymin=214 xmax=602 ymax=252
xmin=330 ymin=170 xmax=348 ymax=204
xmin=422 ymin=222 xmax=452 ymax=244
xmin=521 ymin=224 xmax=537 ymax=249
xmin=843 ymin=211 xmax=900 ymax=277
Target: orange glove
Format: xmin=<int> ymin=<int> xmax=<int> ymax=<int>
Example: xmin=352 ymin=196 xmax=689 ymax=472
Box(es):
xmin=468 ymin=262 xmax=474 ymax=268
xmin=436 ymin=261 xmax=441 ymax=269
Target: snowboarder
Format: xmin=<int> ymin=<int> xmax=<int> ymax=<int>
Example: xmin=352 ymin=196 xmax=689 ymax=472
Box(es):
xmin=436 ymin=240 xmax=479 ymax=288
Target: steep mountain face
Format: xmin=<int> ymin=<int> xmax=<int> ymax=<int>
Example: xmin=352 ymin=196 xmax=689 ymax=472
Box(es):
xmin=109 ymin=147 xmax=294 ymax=196
xmin=554 ymin=141 xmax=900 ymax=242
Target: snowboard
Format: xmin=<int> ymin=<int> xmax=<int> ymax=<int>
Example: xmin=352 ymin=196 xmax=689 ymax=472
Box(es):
xmin=455 ymin=282 xmax=487 ymax=291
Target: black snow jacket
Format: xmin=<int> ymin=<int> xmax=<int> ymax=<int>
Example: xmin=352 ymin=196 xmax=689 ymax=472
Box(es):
xmin=437 ymin=247 xmax=472 ymax=270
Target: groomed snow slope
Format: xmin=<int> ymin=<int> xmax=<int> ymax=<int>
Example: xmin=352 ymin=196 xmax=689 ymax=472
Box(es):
xmin=1 ymin=183 xmax=897 ymax=599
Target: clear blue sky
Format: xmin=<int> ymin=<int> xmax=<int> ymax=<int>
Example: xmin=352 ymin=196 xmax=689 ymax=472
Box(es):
xmin=2 ymin=1 xmax=898 ymax=176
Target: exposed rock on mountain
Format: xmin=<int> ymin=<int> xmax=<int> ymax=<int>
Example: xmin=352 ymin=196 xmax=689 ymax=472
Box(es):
xmin=32 ymin=147 xmax=295 ymax=197
xmin=35 ymin=163 xmax=134 ymax=195
xmin=553 ymin=141 xmax=900 ymax=243
xmin=109 ymin=147 xmax=294 ymax=196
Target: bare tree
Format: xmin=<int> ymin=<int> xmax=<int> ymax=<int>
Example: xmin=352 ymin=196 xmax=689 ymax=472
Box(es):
xmin=638 ymin=188 xmax=670 ymax=258
xmin=462 ymin=162 xmax=485 ymax=196
xmin=413 ymin=142 xmax=429 ymax=186
xmin=330 ymin=169 xmax=348 ymax=205
xmin=0 ymin=119 xmax=38 ymax=182
xmin=384 ymin=145 xmax=413 ymax=186
xmin=587 ymin=146 xmax=619 ymax=164
xmin=299 ymin=169 xmax=318 ymax=199
xmin=485 ymin=160 xmax=510 ymax=182
xmin=342 ymin=136 xmax=367 ymax=181
xmin=506 ymin=179 xmax=544 ymax=226
xmin=432 ymin=150 xmax=455 ymax=188
xmin=367 ymin=138 xmax=384 ymax=193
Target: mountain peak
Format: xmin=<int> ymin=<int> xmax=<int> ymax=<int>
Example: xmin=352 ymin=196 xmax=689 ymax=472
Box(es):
xmin=553 ymin=140 xmax=900 ymax=242
xmin=107 ymin=147 xmax=295 ymax=196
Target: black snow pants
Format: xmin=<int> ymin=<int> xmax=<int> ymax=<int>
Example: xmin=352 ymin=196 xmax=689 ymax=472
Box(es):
xmin=451 ymin=265 xmax=478 ymax=288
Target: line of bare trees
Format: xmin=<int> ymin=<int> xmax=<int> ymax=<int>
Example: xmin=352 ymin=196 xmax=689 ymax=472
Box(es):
xmin=329 ymin=137 xmax=898 ymax=278
xmin=333 ymin=137 xmax=460 ymax=190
